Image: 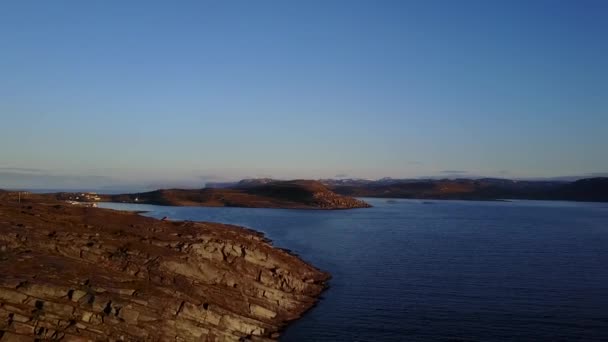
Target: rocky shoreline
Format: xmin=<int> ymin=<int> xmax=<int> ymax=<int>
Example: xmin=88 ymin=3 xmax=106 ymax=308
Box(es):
xmin=0 ymin=199 xmax=329 ymax=341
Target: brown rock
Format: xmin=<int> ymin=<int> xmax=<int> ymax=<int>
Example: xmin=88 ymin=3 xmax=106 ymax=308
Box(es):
xmin=0 ymin=199 xmax=329 ymax=340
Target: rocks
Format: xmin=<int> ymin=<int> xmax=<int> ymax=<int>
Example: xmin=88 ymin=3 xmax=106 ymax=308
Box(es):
xmin=311 ymin=191 xmax=372 ymax=209
xmin=0 ymin=201 xmax=329 ymax=340
xmin=250 ymin=304 xmax=277 ymax=320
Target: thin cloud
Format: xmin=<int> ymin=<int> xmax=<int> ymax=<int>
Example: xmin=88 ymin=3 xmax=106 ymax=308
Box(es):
xmin=587 ymin=172 xmax=608 ymax=178
xmin=198 ymin=174 xmax=225 ymax=182
xmin=440 ymin=170 xmax=468 ymax=174
xmin=0 ymin=167 xmax=44 ymax=173
xmin=0 ymin=171 xmax=114 ymax=190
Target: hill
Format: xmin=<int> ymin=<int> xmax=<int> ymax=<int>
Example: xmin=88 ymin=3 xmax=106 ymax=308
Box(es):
xmin=100 ymin=180 xmax=371 ymax=209
xmin=328 ymin=177 xmax=608 ymax=202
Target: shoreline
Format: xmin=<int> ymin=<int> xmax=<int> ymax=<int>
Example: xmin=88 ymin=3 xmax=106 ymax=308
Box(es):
xmin=0 ymin=199 xmax=330 ymax=340
xmin=100 ymin=199 xmax=372 ymax=210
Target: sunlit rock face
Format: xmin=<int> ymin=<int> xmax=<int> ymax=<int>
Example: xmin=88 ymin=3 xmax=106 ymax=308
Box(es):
xmin=0 ymin=200 xmax=329 ymax=341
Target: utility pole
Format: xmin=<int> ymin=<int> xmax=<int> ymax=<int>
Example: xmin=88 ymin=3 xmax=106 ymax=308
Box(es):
xmin=18 ymin=192 xmax=21 ymax=204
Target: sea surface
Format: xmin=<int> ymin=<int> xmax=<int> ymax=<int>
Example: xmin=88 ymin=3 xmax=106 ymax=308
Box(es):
xmin=99 ymin=199 xmax=608 ymax=341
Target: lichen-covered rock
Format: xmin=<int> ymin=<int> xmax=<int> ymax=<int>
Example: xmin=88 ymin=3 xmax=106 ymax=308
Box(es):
xmin=0 ymin=200 xmax=329 ymax=340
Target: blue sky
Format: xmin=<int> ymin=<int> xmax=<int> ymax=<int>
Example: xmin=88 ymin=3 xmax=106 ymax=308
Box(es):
xmin=1 ymin=0 xmax=607 ymax=189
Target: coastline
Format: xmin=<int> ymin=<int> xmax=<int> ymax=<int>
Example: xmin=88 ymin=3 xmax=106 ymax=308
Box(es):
xmin=86 ymin=180 xmax=373 ymax=210
xmin=0 ymin=199 xmax=330 ymax=340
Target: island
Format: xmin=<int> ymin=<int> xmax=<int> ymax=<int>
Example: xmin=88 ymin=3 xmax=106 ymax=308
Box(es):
xmin=0 ymin=194 xmax=329 ymax=341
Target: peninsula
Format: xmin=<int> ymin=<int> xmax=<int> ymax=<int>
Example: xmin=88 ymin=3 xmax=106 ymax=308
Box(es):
xmin=76 ymin=180 xmax=371 ymax=209
xmin=0 ymin=195 xmax=329 ymax=340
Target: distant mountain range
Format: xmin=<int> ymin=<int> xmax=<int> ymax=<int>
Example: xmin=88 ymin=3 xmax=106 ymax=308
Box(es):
xmin=207 ymin=177 xmax=608 ymax=202
xmin=5 ymin=177 xmax=607 ymax=206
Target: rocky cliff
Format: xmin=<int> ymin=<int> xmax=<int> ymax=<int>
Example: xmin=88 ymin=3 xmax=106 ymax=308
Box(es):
xmin=0 ymin=199 xmax=329 ymax=341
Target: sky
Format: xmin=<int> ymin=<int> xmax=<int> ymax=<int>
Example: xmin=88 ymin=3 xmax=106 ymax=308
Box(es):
xmin=1 ymin=0 xmax=607 ymax=190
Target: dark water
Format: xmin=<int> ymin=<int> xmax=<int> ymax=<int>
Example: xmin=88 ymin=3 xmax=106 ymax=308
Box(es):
xmin=99 ymin=199 xmax=608 ymax=341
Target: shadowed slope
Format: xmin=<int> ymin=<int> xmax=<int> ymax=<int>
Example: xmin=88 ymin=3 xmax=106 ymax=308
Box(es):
xmin=329 ymin=177 xmax=608 ymax=202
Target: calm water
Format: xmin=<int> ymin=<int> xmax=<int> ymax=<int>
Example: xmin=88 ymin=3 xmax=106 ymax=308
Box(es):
xmin=99 ymin=199 xmax=608 ymax=341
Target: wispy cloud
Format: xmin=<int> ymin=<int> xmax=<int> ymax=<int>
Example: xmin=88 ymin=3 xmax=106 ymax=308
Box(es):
xmin=0 ymin=167 xmax=44 ymax=173
xmin=0 ymin=171 xmax=115 ymax=190
xmin=440 ymin=170 xmax=468 ymax=174
xmin=587 ymin=172 xmax=608 ymax=178
xmin=198 ymin=174 xmax=226 ymax=182
xmin=335 ymin=173 xmax=349 ymax=178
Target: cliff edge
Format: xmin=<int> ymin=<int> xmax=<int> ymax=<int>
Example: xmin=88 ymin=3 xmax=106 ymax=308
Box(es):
xmin=0 ymin=198 xmax=329 ymax=341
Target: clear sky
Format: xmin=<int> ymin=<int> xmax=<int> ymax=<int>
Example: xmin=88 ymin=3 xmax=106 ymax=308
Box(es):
xmin=1 ymin=0 xmax=607 ymax=189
